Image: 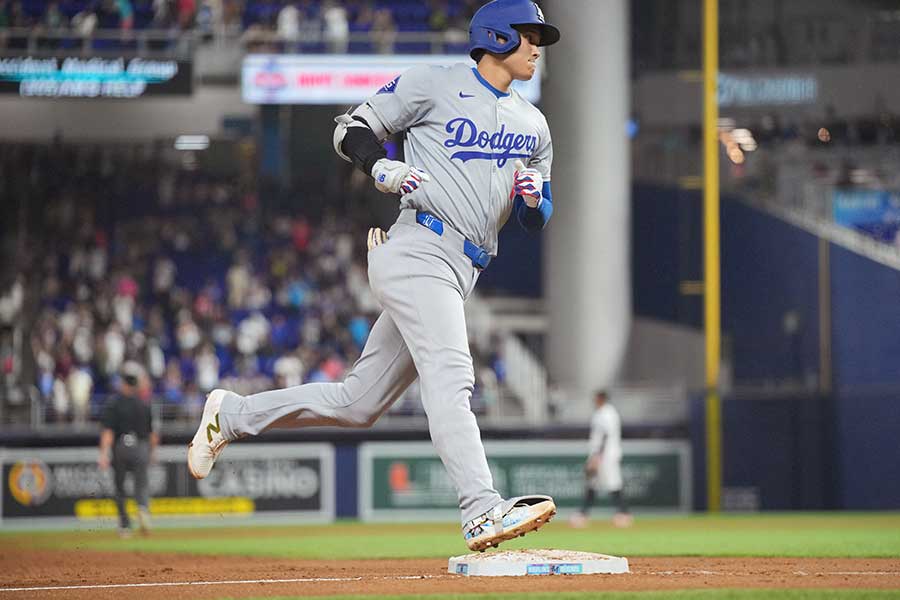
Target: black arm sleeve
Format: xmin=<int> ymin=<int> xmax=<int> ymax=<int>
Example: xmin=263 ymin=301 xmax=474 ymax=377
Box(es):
xmin=341 ymin=117 xmax=388 ymax=175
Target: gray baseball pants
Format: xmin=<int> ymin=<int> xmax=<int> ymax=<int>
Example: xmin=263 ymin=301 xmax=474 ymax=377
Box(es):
xmin=218 ymin=208 xmax=502 ymax=523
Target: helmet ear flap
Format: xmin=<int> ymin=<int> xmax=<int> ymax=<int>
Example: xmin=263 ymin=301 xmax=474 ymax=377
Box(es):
xmin=488 ymin=30 xmax=510 ymax=46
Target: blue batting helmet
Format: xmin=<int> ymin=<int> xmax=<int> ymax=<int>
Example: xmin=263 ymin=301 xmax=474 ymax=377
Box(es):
xmin=468 ymin=0 xmax=561 ymax=60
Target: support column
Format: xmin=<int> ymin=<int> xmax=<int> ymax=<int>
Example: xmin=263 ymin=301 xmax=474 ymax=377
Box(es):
xmin=544 ymin=0 xmax=631 ymax=412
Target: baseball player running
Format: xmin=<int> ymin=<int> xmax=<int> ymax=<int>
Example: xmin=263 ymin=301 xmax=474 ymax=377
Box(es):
xmin=188 ymin=0 xmax=560 ymax=552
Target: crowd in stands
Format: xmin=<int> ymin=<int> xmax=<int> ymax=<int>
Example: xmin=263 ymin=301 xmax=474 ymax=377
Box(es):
xmin=0 ymin=0 xmax=482 ymax=54
xmin=0 ymin=141 xmax=500 ymax=426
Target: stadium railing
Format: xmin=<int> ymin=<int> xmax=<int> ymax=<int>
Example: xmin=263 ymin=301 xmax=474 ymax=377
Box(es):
xmin=0 ymin=27 xmax=471 ymax=58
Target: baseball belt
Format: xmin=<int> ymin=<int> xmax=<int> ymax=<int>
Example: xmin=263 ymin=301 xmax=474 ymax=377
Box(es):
xmin=415 ymin=211 xmax=492 ymax=270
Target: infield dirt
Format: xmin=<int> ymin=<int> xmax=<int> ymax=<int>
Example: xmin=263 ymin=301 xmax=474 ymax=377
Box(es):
xmin=3 ymin=549 xmax=900 ymax=599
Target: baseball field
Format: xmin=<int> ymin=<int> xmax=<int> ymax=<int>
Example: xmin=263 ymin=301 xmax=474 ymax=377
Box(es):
xmin=2 ymin=512 xmax=899 ymax=599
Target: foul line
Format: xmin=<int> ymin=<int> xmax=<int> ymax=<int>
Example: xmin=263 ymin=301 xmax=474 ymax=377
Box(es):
xmin=0 ymin=575 xmax=444 ymax=593
xmin=4 ymin=571 xmax=899 ymax=593
xmin=648 ymin=570 xmax=900 ymax=577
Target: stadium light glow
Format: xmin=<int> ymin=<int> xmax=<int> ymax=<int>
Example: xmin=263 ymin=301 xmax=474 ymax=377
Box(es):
xmin=174 ymin=135 xmax=210 ymax=151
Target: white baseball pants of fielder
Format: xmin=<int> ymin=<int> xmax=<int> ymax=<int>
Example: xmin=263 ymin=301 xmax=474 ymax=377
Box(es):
xmin=590 ymin=449 xmax=624 ymax=493
xmin=216 ymin=208 xmax=503 ymax=524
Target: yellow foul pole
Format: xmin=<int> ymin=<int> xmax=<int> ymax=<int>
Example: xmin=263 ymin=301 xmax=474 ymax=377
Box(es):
xmin=703 ymin=0 xmax=722 ymax=512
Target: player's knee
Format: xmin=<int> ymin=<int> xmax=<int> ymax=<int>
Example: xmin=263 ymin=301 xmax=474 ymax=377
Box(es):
xmin=420 ymin=355 xmax=475 ymax=412
xmin=341 ymin=404 xmax=380 ymax=428
xmin=445 ymin=352 xmax=476 ymax=391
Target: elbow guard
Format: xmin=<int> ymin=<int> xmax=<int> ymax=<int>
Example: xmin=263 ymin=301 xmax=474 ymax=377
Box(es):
xmin=333 ymin=113 xmax=388 ymax=174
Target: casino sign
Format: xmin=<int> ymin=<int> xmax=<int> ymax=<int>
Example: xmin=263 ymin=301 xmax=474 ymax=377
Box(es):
xmin=8 ymin=460 xmax=53 ymax=507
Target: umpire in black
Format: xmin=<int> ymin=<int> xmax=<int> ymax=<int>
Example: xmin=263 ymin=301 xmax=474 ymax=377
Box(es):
xmin=98 ymin=361 xmax=158 ymax=537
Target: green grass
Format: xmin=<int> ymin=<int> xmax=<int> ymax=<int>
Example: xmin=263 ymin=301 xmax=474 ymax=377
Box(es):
xmin=4 ymin=513 xmax=900 ymax=559
xmin=228 ymin=592 xmax=900 ymax=600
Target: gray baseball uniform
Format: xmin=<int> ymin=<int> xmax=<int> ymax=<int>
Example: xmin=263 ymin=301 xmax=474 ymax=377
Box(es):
xmin=216 ymin=62 xmax=554 ymax=524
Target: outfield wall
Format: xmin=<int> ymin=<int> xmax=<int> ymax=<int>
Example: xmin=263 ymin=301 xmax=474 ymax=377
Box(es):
xmin=0 ymin=435 xmax=691 ymax=526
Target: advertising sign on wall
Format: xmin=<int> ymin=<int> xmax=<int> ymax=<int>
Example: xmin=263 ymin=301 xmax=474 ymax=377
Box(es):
xmin=358 ymin=440 xmax=691 ymax=521
xmin=0 ymin=444 xmax=333 ymax=523
xmin=832 ymin=188 xmax=900 ymax=244
xmin=718 ymin=73 xmax=818 ymax=108
xmin=0 ymin=56 xmax=193 ymax=98
xmin=242 ymin=54 xmax=542 ymax=105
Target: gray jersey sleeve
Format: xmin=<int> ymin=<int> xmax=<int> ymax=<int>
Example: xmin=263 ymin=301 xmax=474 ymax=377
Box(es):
xmin=529 ymin=114 xmax=553 ymax=182
xmin=354 ymin=65 xmax=436 ymax=138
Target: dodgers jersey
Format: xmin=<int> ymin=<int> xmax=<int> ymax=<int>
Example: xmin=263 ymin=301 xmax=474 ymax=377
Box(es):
xmin=354 ymin=63 xmax=553 ymax=256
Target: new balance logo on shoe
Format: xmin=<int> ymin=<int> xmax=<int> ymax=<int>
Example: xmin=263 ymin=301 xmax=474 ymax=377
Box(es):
xmin=206 ymin=413 xmax=221 ymax=443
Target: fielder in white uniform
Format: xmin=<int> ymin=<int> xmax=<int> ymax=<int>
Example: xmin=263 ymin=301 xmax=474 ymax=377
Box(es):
xmin=570 ymin=390 xmax=633 ymax=528
xmin=188 ymin=0 xmax=561 ymax=552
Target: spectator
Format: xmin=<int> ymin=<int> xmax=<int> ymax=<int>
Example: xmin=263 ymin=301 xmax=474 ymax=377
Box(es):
xmin=68 ymin=365 xmax=94 ymax=424
xmin=153 ymin=256 xmax=176 ymax=296
xmin=221 ymin=0 xmax=242 ymax=30
xmin=322 ymin=0 xmax=348 ymax=53
xmin=115 ymin=0 xmax=134 ymax=30
xmin=236 ymin=311 xmax=270 ymax=355
xmin=151 ymin=0 xmax=173 ymax=28
xmin=176 ymin=310 xmax=202 ymax=352
xmin=245 ymin=274 xmax=272 ymax=310
xmin=177 ymin=0 xmax=195 ymax=29
xmin=195 ymin=0 xmax=222 ymax=37
xmin=44 ymin=1 xmax=66 ymax=30
xmin=161 ymin=356 xmax=184 ymax=404
xmin=195 ymin=343 xmax=220 ymax=392
xmin=428 ymin=0 xmax=449 ymax=32
xmin=371 ymin=7 xmax=395 ymax=54
xmin=227 ymin=252 xmax=250 ymax=308
xmin=52 ymin=377 xmax=70 ymax=421
xmin=101 ymin=323 xmax=127 ymax=377
xmin=145 ymin=336 xmax=166 ymax=379
xmin=347 ymin=315 xmax=370 ymax=350
xmin=296 ymin=0 xmax=320 ymax=45
xmin=0 ymin=275 xmax=23 ymax=326
xmin=273 ymin=350 xmax=303 ymax=388
xmin=71 ymin=4 xmax=98 ymax=37
xmin=277 ymin=0 xmax=300 ymax=50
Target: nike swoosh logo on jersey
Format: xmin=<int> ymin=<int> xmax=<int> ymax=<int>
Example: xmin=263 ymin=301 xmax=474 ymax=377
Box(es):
xmin=459 ymin=92 xmax=476 ymax=98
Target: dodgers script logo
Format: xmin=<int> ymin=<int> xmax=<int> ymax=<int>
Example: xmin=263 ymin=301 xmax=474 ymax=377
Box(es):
xmin=443 ymin=118 xmax=536 ymax=167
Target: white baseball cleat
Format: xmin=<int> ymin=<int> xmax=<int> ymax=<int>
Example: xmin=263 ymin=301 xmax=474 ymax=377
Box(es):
xmin=612 ymin=512 xmax=634 ymax=528
xmin=568 ymin=511 xmax=589 ymax=529
xmin=463 ymin=495 xmax=556 ymax=552
xmin=137 ymin=507 xmax=152 ymax=536
xmin=187 ymin=389 xmax=230 ymax=479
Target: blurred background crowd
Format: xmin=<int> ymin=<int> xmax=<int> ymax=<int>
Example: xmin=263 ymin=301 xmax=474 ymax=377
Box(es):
xmin=0 ymin=141 xmax=503 ymax=426
xmin=0 ymin=0 xmax=484 ymax=54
